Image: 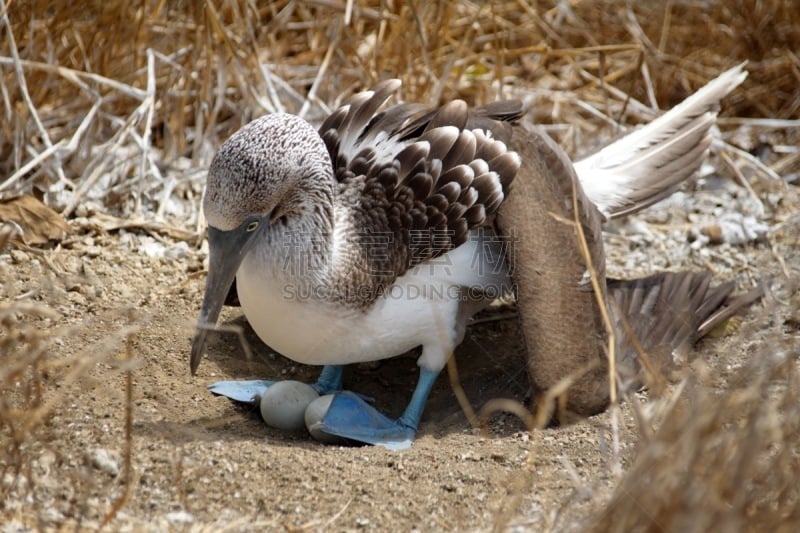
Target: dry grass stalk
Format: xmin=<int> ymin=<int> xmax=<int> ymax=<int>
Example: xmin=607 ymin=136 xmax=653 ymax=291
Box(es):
xmin=588 ymin=347 xmax=800 ymax=532
xmin=2 ymin=1 xmax=798 ymax=224
xmin=0 ymin=303 xmax=141 ymax=519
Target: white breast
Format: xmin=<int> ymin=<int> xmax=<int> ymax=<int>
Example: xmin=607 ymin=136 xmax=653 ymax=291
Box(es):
xmin=235 ymin=231 xmax=512 ymax=369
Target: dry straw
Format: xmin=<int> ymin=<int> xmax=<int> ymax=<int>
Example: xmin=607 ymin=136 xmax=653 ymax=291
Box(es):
xmin=2 ymin=0 xmax=799 ymax=529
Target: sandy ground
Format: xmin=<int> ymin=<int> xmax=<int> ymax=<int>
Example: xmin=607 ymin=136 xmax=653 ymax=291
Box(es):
xmin=1 ymin=140 xmax=798 ymax=531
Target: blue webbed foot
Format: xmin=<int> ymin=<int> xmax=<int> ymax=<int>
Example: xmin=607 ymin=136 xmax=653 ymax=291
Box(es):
xmin=208 ymin=379 xmax=275 ymax=404
xmin=208 ymin=365 xmax=437 ymax=450
xmin=305 ymin=391 xmax=416 ymax=451
xmin=207 ymin=365 xmax=346 ymax=404
xmin=304 ymin=367 xmax=440 ymax=451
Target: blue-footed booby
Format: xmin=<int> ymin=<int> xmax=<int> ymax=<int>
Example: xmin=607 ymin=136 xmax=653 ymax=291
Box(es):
xmin=191 ymin=64 xmax=756 ymax=449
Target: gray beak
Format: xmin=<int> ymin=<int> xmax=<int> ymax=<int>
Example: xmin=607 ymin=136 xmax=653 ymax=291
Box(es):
xmin=190 ymin=223 xmax=260 ymax=375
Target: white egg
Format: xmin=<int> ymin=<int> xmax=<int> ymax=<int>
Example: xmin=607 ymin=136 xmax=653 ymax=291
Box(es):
xmin=305 ymin=394 xmax=348 ymax=444
xmin=259 ymin=381 xmax=319 ymax=431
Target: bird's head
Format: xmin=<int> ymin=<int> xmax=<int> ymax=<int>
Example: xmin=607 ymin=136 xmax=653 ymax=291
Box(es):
xmin=190 ymin=113 xmax=331 ymax=375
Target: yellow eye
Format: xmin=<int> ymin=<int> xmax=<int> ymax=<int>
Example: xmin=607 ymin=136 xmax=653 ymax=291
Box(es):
xmin=246 ymin=220 xmax=259 ymax=232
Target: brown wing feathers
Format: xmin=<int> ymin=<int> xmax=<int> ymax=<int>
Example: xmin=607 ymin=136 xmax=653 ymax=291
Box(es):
xmin=320 ymin=80 xmax=522 ymax=275
xmin=319 ymin=79 xmax=402 ymax=148
xmin=609 ymin=270 xmax=763 ymax=391
xmin=398 ymin=123 xmax=520 ymax=263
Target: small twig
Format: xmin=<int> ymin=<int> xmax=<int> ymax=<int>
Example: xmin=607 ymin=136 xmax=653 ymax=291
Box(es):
xmin=578 ymin=67 xmax=655 ymax=118
xmin=343 ymin=0 xmax=354 ymax=25
xmin=718 ymin=149 xmax=766 ymax=217
xmin=322 ymin=497 xmax=352 ymax=529
xmin=640 ymin=58 xmax=659 ymax=110
xmin=0 ymin=2 xmax=68 ymax=187
xmin=0 ymin=140 xmax=68 ymax=194
xmin=261 ymin=69 xmax=308 ymax=110
xmin=721 ymin=141 xmax=784 ymax=182
xmin=478 ymin=397 xmax=535 ymax=432
xmin=767 ymin=233 xmax=791 ymax=281
xmin=258 ymin=63 xmax=283 ymax=114
xmin=656 ymin=0 xmax=673 ymax=54
xmin=193 ymin=322 xmax=254 ymax=364
xmin=573 ymin=99 xmax=621 ymax=129
xmin=542 ymin=362 xmax=603 ymax=430
xmin=716 ymin=117 xmax=800 ymax=128
xmin=298 ymin=21 xmax=340 ymax=119
xmin=61 ymin=97 xmax=152 ymax=217
xmin=609 ymin=403 xmax=622 ymax=477
xmin=446 ymin=355 xmax=480 ymax=429
xmin=0 ymin=56 xmax=146 ymax=100
xmin=306 ymin=0 xmax=384 ymax=21
xmin=64 ymin=99 xmax=102 ymax=152
xmin=567 ymin=182 xmax=617 ymax=406
xmin=101 ymin=333 xmax=136 ymax=527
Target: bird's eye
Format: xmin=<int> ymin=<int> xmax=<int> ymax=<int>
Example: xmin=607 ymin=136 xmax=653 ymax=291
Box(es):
xmin=246 ymin=220 xmax=259 ymax=232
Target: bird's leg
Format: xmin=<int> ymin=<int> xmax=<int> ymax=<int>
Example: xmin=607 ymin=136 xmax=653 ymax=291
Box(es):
xmin=397 ymin=367 xmax=439 ymax=430
xmin=312 ymin=365 xmax=344 ymax=394
xmin=207 ymin=364 xmax=344 ymax=404
xmin=305 ymin=367 xmax=441 ymax=451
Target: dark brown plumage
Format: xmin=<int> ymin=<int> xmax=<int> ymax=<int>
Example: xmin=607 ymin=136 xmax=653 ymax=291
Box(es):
xmin=314 ymin=81 xmax=523 ymax=303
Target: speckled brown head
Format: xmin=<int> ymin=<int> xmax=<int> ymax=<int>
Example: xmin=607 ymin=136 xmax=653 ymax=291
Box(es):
xmin=203 ymin=114 xmax=334 ymax=232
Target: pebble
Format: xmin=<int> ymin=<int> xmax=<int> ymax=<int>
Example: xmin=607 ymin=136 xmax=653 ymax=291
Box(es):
xmin=699 ymin=213 xmax=769 ymax=245
xmin=9 ymin=250 xmax=29 ymax=264
xmin=165 ymin=510 xmax=195 ymax=525
xmin=89 ymin=448 xmax=119 ymax=477
xmin=163 ymin=241 xmax=192 ymax=260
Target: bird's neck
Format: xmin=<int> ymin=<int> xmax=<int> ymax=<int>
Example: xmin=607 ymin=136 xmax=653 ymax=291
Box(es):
xmin=257 ymin=173 xmax=337 ymax=285
xmin=252 ymin=176 xmax=388 ymax=306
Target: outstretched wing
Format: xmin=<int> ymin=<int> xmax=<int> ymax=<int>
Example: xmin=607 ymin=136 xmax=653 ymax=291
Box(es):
xmin=317 ymin=80 xmax=523 ymax=295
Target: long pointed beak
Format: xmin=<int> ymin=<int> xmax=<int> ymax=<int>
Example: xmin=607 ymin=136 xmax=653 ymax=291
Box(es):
xmin=190 ymin=225 xmax=258 ymax=375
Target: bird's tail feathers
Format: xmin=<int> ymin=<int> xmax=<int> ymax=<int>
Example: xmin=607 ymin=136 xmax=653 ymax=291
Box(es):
xmin=574 ymin=63 xmax=748 ymax=218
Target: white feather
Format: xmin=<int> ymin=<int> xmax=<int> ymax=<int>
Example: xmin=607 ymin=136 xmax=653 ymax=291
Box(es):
xmin=574 ymin=63 xmax=748 ymax=217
